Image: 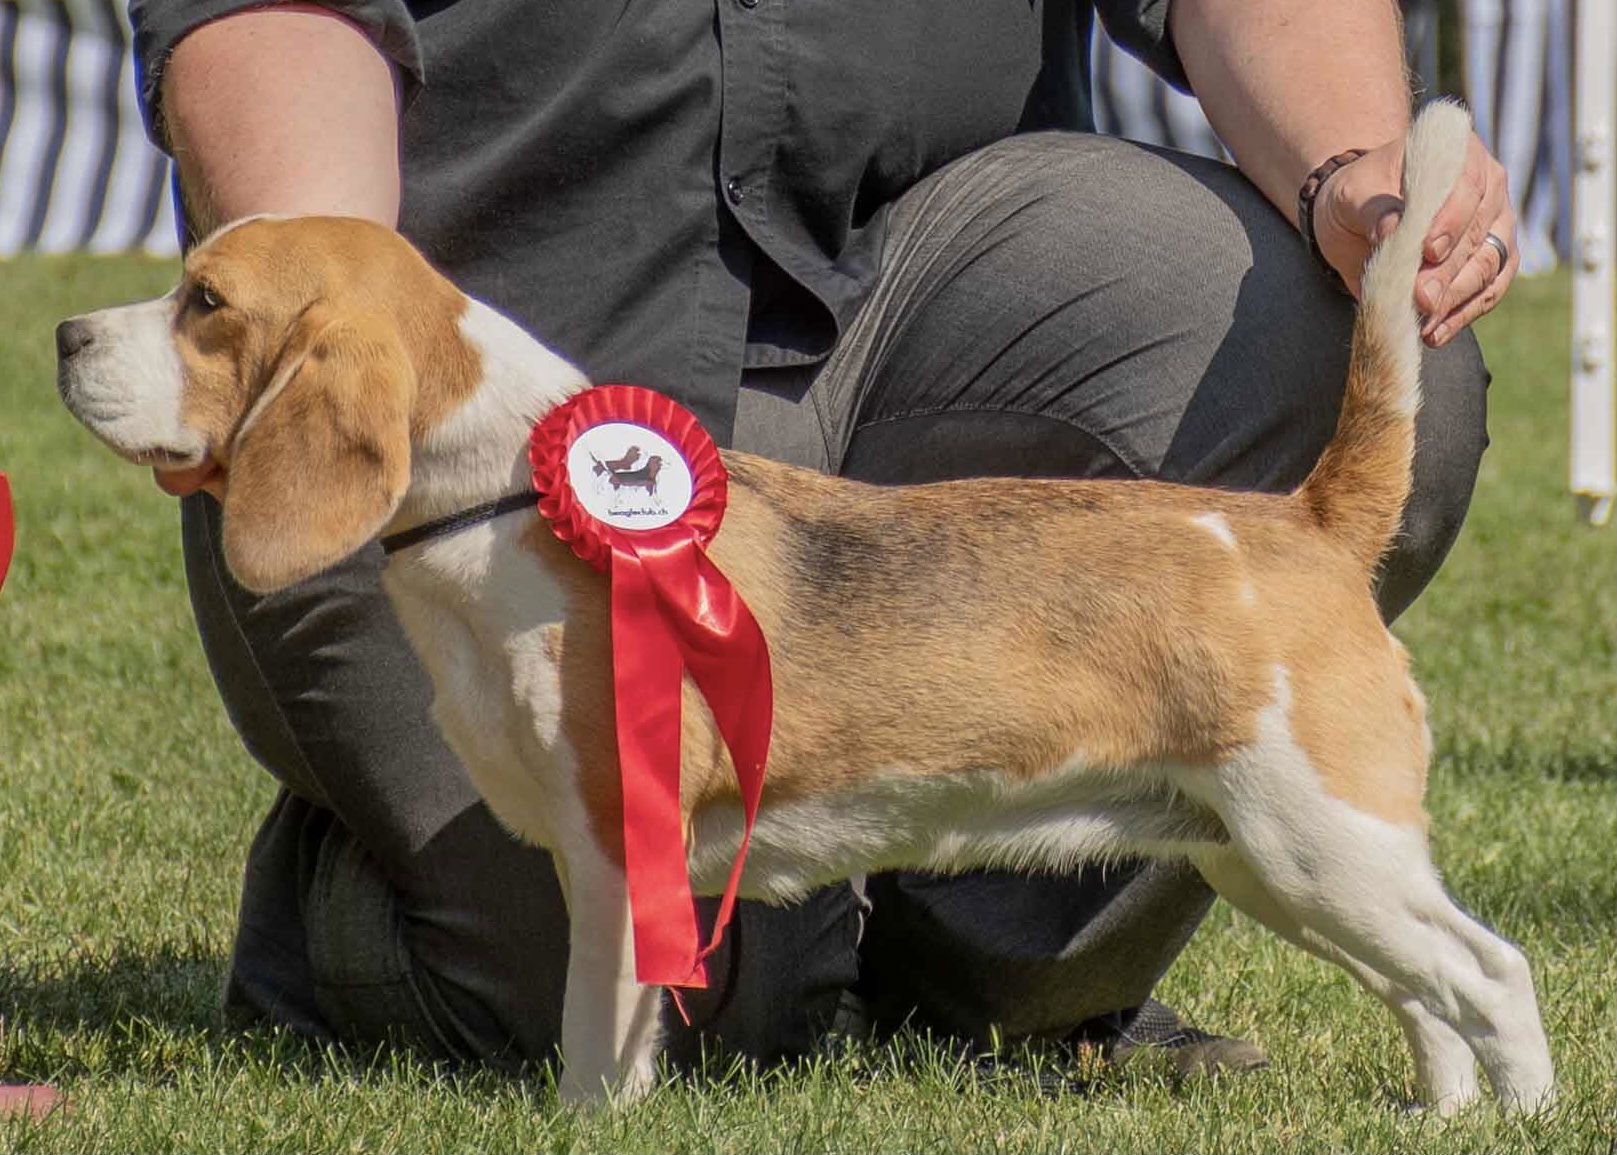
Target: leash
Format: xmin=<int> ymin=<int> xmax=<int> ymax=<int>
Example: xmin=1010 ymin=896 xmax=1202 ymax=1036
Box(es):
xmin=379 ymin=490 xmax=538 ymax=556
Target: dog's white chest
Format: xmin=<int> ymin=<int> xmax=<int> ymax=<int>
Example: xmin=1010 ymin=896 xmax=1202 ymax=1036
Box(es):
xmin=382 ymin=524 xmax=573 ymax=850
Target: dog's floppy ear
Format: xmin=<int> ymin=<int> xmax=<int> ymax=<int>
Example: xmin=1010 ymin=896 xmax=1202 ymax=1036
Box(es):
xmin=222 ymin=305 xmax=413 ymax=594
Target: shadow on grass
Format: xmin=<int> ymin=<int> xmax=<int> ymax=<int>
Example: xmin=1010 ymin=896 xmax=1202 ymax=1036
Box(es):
xmin=682 ymin=1022 xmax=1148 ymax=1107
xmin=0 ymin=942 xmax=968 ymax=1100
xmin=0 ymin=942 xmax=222 ymax=1037
xmin=1437 ymin=737 xmax=1617 ymax=784
xmin=0 ymin=942 xmax=553 ymax=1096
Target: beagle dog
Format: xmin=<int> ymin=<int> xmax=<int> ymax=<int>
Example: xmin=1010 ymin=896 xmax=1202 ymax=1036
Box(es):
xmin=58 ymin=103 xmax=1552 ymax=1112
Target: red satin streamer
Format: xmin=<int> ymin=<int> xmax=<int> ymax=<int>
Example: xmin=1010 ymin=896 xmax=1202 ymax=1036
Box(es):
xmin=531 ymin=387 xmax=772 ymax=991
xmin=0 ymin=473 xmax=14 ymax=593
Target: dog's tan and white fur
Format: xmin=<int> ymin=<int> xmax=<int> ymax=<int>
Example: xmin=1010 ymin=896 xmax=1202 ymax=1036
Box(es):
xmin=58 ymin=104 xmax=1552 ymax=1112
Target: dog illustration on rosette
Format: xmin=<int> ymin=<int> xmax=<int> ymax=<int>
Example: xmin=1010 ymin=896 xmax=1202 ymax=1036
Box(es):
xmin=593 ymin=445 xmax=642 ymax=476
xmin=594 ymin=450 xmax=666 ymax=513
xmin=56 ymin=102 xmax=1554 ymax=1112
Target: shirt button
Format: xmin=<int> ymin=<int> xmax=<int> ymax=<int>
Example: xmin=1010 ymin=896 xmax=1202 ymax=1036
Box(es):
xmin=725 ymin=178 xmax=746 ymax=205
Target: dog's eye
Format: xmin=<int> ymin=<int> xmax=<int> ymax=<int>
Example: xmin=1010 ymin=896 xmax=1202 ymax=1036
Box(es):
xmin=195 ymin=285 xmax=224 ymax=312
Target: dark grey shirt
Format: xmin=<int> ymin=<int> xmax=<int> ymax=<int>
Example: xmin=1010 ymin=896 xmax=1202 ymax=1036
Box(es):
xmin=131 ymin=0 xmax=1183 ymax=441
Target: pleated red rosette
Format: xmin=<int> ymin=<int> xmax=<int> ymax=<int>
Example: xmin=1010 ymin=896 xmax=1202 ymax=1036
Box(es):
xmin=0 ymin=473 xmax=14 ymax=594
xmin=529 ymin=386 xmax=771 ymax=992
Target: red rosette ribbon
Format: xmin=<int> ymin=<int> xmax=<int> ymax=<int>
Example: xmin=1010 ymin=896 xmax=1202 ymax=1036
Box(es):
xmin=0 ymin=473 xmax=14 ymax=594
xmin=529 ymin=386 xmax=771 ymax=993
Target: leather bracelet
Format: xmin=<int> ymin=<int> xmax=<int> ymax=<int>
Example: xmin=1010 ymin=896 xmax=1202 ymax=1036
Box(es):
xmin=1297 ymin=149 xmax=1367 ymax=293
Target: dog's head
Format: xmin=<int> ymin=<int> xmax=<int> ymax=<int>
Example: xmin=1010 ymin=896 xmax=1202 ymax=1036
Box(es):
xmin=57 ymin=216 xmax=573 ymax=594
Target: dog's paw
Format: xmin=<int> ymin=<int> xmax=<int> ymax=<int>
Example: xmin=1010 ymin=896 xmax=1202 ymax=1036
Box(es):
xmin=558 ymin=1059 xmax=659 ymax=1109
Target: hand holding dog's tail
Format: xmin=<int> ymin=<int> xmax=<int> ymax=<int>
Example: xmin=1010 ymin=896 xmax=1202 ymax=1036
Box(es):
xmin=1297 ymin=100 xmax=1473 ymax=572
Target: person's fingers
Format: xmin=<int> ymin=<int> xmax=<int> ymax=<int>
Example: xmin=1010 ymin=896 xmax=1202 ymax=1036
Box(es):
xmin=1424 ymin=213 xmax=1520 ymax=346
xmin=1416 ymin=136 xmax=1509 ymax=315
xmin=1370 ymin=204 xmax=1402 ymax=246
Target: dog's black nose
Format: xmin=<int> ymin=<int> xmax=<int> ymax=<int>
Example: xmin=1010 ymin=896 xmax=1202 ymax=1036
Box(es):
xmin=56 ymin=319 xmax=93 ymax=360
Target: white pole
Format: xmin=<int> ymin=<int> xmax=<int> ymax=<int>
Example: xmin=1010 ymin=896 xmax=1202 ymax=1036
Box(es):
xmin=1570 ymin=0 xmax=1616 ymax=526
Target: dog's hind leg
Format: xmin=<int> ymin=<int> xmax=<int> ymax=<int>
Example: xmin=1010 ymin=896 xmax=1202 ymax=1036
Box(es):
xmin=1191 ymin=846 xmax=1480 ymax=1113
xmin=553 ymin=838 xmax=665 ymax=1105
xmin=1182 ymin=747 xmax=1554 ymax=1112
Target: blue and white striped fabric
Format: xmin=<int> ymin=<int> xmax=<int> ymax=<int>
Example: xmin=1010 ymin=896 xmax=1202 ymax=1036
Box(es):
xmin=1463 ymin=0 xmax=1573 ymax=274
xmin=0 ymin=0 xmax=177 ymax=257
xmin=1090 ymin=26 xmax=1228 ymax=160
xmin=0 ymin=0 xmax=1574 ymax=269
xmin=1089 ymin=3 xmax=1448 ymax=163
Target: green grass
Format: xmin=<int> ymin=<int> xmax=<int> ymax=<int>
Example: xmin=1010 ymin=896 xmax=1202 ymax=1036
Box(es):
xmin=2 ymin=258 xmax=1613 ymax=1152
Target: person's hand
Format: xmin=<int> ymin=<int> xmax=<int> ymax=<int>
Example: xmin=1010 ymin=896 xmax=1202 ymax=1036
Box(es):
xmin=1313 ymin=129 xmax=1517 ymax=346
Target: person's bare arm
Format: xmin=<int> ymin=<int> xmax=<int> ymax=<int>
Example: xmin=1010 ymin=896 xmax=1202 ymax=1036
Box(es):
xmin=161 ymin=2 xmax=402 ymax=234
xmin=154 ymin=3 xmax=401 ymax=495
xmin=1171 ymin=0 xmax=1517 ymax=345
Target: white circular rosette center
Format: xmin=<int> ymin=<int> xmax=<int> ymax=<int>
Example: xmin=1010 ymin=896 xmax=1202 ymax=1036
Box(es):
xmin=565 ymin=421 xmax=695 ymax=532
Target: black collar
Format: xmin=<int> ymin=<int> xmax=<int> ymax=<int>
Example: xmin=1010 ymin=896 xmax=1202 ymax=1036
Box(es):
xmin=380 ymin=490 xmax=538 ymax=556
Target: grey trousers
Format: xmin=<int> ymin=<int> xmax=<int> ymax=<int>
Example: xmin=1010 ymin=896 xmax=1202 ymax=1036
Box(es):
xmin=186 ymin=132 xmax=1486 ymax=1065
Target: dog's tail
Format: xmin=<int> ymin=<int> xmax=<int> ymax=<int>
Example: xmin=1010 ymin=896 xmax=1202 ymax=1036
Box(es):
xmin=1295 ymin=100 xmax=1472 ymax=573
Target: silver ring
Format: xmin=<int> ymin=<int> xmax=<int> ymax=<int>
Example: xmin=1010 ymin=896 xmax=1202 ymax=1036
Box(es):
xmin=1482 ymin=232 xmax=1510 ymax=270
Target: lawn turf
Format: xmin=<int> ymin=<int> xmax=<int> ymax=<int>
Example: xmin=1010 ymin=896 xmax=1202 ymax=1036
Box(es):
xmin=1 ymin=257 xmax=1612 ymax=1152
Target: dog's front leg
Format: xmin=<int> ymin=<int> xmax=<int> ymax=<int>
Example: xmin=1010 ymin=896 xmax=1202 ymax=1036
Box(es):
xmin=554 ymin=838 xmax=665 ymax=1105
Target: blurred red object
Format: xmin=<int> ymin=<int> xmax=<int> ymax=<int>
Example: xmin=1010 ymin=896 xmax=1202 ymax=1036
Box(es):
xmin=0 ymin=1083 xmax=62 ymax=1120
xmin=0 ymin=472 xmax=12 ymax=592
